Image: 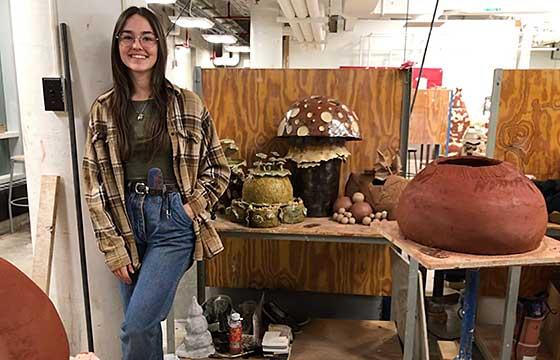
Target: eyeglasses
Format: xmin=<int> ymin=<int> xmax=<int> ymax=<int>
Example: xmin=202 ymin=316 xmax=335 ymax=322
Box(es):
xmin=116 ymin=32 xmax=159 ymax=48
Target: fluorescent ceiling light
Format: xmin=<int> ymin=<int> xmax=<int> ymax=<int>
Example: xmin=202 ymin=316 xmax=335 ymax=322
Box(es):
xmin=224 ymin=45 xmax=250 ymax=53
xmin=202 ymin=34 xmax=237 ymax=44
xmin=169 ymin=16 xmax=214 ymax=29
xmin=146 ymin=0 xmax=176 ymax=4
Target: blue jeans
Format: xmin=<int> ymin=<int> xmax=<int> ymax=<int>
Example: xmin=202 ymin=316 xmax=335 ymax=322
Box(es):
xmin=119 ymin=191 xmax=195 ymax=360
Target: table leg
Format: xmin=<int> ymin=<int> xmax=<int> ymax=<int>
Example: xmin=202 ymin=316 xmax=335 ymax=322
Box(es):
xmin=433 ymin=270 xmax=445 ymax=298
xmin=456 ymin=269 xmax=480 ymax=360
xmin=500 ymin=266 xmax=521 ymax=360
xmin=166 ymin=304 xmax=175 ymax=353
xmin=197 ymin=260 xmax=206 ymax=305
xmin=403 ymin=258 xmax=419 ymax=360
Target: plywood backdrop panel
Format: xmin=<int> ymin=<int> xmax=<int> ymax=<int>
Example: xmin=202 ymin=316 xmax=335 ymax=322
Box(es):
xmin=482 ymin=69 xmax=560 ymax=297
xmin=493 ymin=70 xmax=560 ymax=180
xmin=408 ymin=89 xmax=450 ymax=145
xmin=202 ymin=68 xmax=405 ymax=296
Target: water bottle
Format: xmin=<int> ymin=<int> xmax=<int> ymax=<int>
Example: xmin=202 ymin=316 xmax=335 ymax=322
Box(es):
xmin=228 ymin=312 xmax=243 ymax=354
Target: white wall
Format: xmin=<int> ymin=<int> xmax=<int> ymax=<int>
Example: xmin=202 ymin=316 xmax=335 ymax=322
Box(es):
xmin=530 ymin=51 xmax=560 ymax=69
xmin=10 ymin=0 xmax=124 ymax=358
xmin=250 ymin=0 xmax=283 ymax=68
xmin=289 ymin=20 xmax=520 ymax=120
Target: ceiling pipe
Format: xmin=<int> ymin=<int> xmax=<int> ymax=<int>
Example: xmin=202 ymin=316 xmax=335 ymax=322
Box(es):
xmin=277 ymin=0 xmax=305 ymax=43
xmin=306 ymin=0 xmax=326 ymax=49
xmin=180 ymin=0 xmax=248 ymax=44
xmin=290 ymin=0 xmax=315 ymax=42
xmin=213 ymin=51 xmax=240 ymax=67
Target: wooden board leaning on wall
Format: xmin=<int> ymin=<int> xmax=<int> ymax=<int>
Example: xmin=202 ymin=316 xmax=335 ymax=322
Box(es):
xmin=408 ymin=88 xmax=450 ymax=145
xmin=201 ymin=68 xmax=405 ymax=296
xmin=481 ymin=69 xmax=560 ymax=297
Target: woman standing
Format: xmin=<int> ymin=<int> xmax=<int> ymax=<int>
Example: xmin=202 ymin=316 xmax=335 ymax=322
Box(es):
xmin=83 ymin=7 xmax=230 ymax=359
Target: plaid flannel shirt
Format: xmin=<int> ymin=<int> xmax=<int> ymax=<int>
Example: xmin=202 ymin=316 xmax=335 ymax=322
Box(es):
xmin=83 ymin=82 xmax=230 ymax=271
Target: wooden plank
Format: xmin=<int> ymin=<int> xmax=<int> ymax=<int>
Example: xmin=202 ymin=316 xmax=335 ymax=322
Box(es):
xmin=212 ymin=215 xmax=384 ymax=239
xmin=203 ymin=68 xmax=404 ymax=296
xmin=437 ymin=341 xmax=458 ymax=360
xmin=474 ymin=324 xmax=553 ymax=360
xmin=380 ymin=221 xmax=560 ymax=270
xmin=290 ymin=319 xmax=402 ymax=360
xmin=206 ymin=236 xmax=392 ymax=296
xmin=409 ymin=89 xmax=450 ymax=145
xmin=390 ymin=250 xmax=429 ymax=360
xmin=484 ymin=69 xmax=560 ymax=297
xmin=31 ymin=175 xmax=60 ymax=294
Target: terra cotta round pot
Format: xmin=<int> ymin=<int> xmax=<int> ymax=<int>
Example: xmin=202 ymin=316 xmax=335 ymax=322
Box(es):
xmin=396 ymin=156 xmax=547 ymax=255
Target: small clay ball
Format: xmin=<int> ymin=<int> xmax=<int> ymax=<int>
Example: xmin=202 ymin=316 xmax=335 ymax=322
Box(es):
xmin=350 ymin=201 xmax=373 ymax=222
xmin=362 ymin=217 xmax=372 ymax=225
xmin=333 ymin=196 xmax=353 ymax=212
xmin=336 ymin=214 xmax=344 ymax=222
xmin=375 ymin=212 xmax=382 ymax=220
xmin=352 ymin=192 xmax=365 ymax=203
xmin=370 ymin=213 xmax=376 ymax=219
xmin=341 ymin=217 xmax=349 ymax=224
xmin=349 ymin=217 xmax=356 ymax=224
xmin=338 ymin=208 xmax=346 ymax=214
xmin=332 ymin=213 xmax=338 ymax=221
xmin=345 ymin=212 xmax=352 ymax=218
xmin=381 ymin=210 xmax=388 ymax=219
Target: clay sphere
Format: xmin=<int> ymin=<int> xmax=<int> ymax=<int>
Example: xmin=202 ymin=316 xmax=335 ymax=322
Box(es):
xmin=333 ymin=196 xmax=353 ymax=213
xmin=352 ymin=192 xmax=365 ymax=203
xmin=350 ymin=201 xmax=373 ymax=222
xmin=396 ymin=156 xmax=547 ymax=255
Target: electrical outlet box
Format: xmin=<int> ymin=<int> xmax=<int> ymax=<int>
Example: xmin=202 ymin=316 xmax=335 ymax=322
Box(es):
xmin=552 ymin=43 xmax=560 ymax=61
xmin=42 ymin=77 xmax=65 ymax=111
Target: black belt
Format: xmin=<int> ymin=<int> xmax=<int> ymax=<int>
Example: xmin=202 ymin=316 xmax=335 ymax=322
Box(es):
xmin=127 ymin=181 xmax=180 ymax=196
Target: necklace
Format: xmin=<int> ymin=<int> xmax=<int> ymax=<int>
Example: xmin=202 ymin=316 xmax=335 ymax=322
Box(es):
xmin=134 ymin=101 xmax=150 ymax=121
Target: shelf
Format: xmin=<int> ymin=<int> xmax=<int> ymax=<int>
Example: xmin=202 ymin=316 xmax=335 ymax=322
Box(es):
xmin=475 ymin=324 xmax=553 ymax=360
xmin=178 ymin=319 xmax=402 ymax=360
xmin=0 ymin=131 xmax=19 ymax=140
xmin=291 ymin=319 xmax=402 ymax=360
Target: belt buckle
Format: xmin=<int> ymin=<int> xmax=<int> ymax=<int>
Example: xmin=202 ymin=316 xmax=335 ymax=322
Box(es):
xmin=134 ymin=182 xmax=148 ymax=195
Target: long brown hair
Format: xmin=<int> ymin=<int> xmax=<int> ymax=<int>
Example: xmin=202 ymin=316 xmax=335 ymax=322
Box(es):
xmin=110 ymin=6 xmax=169 ymax=160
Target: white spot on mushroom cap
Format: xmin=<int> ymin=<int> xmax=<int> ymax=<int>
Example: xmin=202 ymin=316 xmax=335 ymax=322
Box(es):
xmin=277 ymin=118 xmax=287 ymax=136
xmin=297 ymin=126 xmax=309 ymax=136
xmin=288 ymin=107 xmax=300 ymax=118
xmin=321 ymin=112 xmax=333 ymax=123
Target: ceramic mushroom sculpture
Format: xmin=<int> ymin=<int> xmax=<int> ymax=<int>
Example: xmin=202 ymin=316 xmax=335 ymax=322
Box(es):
xmin=225 ymin=152 xmax=306 ymax=228
xmin=214 ymin=139 xmax=246 ymax=215
xmin=278 ymin=95 xmax=361 ymax=217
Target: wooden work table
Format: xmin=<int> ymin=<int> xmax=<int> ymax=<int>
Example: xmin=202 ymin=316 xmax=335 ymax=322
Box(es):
xmin=379 ymin=221 xmax=560 ymax=360
xmin=184 ymin=217 xmax=560 ymax=360
xmin=212 ymin=215 xmax=385 ymax=244
xmin=380 ymin=221 xmax=560 ymax=270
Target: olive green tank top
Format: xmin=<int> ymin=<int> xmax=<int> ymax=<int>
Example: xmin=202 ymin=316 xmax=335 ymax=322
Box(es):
xmin=124 ymin=99 xmax=176 ymax=184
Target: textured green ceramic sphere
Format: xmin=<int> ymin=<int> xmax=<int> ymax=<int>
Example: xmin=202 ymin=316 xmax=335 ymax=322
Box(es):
xmin=242 ymin=176 xmax=294 ymax=205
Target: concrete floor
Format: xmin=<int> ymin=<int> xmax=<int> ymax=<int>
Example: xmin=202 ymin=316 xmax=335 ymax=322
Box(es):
xmin=0 ymin=221 xmax=32 ymax=276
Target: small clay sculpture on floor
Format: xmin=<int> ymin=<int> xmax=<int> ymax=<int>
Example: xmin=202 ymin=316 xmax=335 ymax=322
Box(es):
xmin=176 ymin=296 xmax=215 ymax=359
